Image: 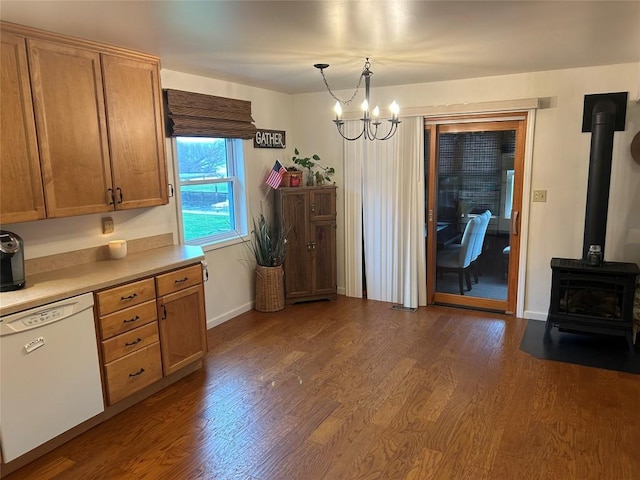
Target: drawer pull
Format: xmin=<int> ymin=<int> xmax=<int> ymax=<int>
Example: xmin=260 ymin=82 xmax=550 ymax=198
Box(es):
xmin=174 ymin=277 xmax=188 ymax=284
xmin=128 ymin=368 xmax=145 ymax=378
xmin=123 ymin=315 xmax=140 ymax=324
xmin=120 ymin=293 xmax=138 ymax=301
xmin=125 ymin=338 xmax=142 ymax=347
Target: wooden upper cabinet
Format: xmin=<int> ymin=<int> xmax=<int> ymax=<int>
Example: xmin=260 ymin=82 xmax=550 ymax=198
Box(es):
xmin=102 ymin=55 xmax=167 ymax=209
xmin=0 ymin=22 xmax=168 ymax=223
xmin=28 ymin=38 xmax=113 ymax=218
xmin=0 ymin=33 xmax=45 ymax=223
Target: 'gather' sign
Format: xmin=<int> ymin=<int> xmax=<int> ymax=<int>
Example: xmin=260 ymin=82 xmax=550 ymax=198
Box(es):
xmin=254 ymin=129 xmax=286 ymax=149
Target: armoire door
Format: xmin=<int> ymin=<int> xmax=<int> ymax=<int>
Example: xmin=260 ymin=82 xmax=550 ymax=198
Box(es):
xmin=279 ymin=189 xmax=311 ymax=298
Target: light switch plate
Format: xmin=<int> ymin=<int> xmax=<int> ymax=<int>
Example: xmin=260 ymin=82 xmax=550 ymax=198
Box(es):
xmin=102 ymin=217 xmax=114 ymax=234
xmin=532 ymin=190 xmax=547 ymax=202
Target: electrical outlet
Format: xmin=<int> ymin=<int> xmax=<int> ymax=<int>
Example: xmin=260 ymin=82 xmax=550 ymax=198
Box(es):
xmin=102 ymin=217 xmax=114 ymax=234
xmin=532 ymin=190 xmax=547 ymax=202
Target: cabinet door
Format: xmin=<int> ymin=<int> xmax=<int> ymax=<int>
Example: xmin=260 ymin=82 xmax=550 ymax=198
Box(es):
xmin=0 ymin=33 xmax=45 ymax=223
xmin=28 ymin=39 xmax=113 ymax=218
xmin=102 ymin=55 xmax=168 ymax=210
xmin=157 ymin=284 xmax=207 ymax=376
xmin=309 ymin=187 xmax=336 ymax=221
xmin=281 ymin=190 xmax=312 ymax=298
xmin=311 ymin=220 xmax=337 ymax=296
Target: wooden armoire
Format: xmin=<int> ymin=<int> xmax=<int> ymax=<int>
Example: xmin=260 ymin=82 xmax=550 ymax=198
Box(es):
xmin=275 ymin=186 xmax=337 ymax=304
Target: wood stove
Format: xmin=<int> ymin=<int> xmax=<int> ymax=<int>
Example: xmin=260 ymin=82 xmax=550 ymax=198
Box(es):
xmin=545 ymin=258 xmax=639 ymax=351
xmin=544 ymin=92 xmax=640 ymax=353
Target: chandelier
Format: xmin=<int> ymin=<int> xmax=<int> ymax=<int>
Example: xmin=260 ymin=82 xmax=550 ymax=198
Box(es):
xmin=314 ymin=58 xmax=400 ymax=141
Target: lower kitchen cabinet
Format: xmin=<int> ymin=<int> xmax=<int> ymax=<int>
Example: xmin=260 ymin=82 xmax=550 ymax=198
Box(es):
xmin=158 ymin=284 xmax=207 ymax=375
xmin=95 ymin=262 xmax=206 ymax=405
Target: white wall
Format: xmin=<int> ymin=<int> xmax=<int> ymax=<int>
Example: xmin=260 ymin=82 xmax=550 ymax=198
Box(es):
xmin=292 ymin=62 xmax=640 ymax=320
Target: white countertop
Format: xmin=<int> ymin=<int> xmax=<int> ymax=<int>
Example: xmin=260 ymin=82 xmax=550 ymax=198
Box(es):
xmin=0 ymin=245 xmax=205 ymax=316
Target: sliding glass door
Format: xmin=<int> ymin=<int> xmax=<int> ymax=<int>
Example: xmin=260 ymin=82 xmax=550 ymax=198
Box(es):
xmin=425 ymin=115 xmax=527 ymax=313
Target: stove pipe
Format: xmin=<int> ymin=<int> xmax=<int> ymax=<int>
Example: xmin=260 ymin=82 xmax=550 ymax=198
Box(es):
xmin=580 ymin=92 xmax=628 ymax=262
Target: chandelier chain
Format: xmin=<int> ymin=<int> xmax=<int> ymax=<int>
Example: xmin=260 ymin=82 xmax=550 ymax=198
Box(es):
xmin=318 ymin=68 xmax=363 ymax=106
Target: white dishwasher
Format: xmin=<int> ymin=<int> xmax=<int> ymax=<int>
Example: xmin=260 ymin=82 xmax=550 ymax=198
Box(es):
xmin=0 ymin=293 xmax=105 ymax=462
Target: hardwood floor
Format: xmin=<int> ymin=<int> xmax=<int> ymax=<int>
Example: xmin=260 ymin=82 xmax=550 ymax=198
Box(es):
xmin=4 ymin=296 xmax=639 ymax=479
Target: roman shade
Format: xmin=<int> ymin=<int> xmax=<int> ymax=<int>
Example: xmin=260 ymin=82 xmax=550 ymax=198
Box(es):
xmin=163 ymin=89 xmax=257 ymax=139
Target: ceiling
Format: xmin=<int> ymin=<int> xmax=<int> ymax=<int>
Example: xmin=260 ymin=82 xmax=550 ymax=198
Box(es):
xmin=1 ymin=1 xmax=639 ymax=95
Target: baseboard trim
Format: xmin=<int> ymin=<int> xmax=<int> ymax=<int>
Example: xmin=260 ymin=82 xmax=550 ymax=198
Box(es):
xmin=524 ymin=310 xmax=547 ymax=321
xmin=206 ymin=302 xmax=253 ymax=329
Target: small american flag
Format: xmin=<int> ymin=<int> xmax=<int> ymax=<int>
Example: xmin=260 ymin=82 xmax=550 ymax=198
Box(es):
xmin=265 ymin=160 xmax=286 ymax=189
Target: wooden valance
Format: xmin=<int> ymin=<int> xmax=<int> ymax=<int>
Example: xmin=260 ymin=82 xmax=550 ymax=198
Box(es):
xmin=163 ymin=89 xmax=257 ymax=139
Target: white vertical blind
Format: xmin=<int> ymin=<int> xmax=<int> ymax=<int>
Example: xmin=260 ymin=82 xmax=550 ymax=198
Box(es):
xmin=361 ymin=132 xmax=397 ymax=302
xmin=343 ymin=117 xmax=426 ymax=307
xmin=344 ymin=121 xmax=364 ymax=297
xmin=394 ymin=117 xmax=426 ymax=308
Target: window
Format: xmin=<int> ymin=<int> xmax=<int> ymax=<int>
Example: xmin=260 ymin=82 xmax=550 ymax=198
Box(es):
xmin=174 ymin=137 xmax=247 ymax=246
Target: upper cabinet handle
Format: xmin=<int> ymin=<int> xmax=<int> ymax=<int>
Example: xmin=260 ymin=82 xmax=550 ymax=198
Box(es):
xmin=107 ymin=187 xmax=115 ymax=205
xmin=511 ymin=211 xmax=519 ymax=236
xmin=116 ymin=187 xmax=123 ymax=204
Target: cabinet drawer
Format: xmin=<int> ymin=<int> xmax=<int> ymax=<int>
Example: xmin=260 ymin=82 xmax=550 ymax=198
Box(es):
xmin=98 ymin=300 xmax=157 ymax=340
xmin=96 ymin=278 xmax=156 ymax=316
xmin=104 ymin=342 xmax=162 ymax=405
xmin=101 ymin=321 xmax=159 ymax=364
xmin=155 ymin=264 xmax=202 ymax=296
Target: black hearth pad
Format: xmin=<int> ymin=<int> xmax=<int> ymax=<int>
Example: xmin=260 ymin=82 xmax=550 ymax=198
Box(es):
xmin=519 ymin=320 xmax=639 ymax=374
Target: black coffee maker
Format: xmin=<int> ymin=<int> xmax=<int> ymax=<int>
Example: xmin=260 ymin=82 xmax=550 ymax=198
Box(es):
xmin=0 ymin=230 xmax=25 ymax=291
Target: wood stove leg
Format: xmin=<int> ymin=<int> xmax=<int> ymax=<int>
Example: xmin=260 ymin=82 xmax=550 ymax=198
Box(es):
xmin=543 ymin=319 xmax=553 ymax=343
xmin=625 ymin=330 xmax=635 ymax=356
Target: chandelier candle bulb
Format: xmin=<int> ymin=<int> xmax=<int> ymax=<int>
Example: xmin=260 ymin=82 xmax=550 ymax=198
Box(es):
xmin=334 ymin=102 xmax=342 ymax=120
xmin=372 ymin=106 xmax=380 ymax=118
xmin=390 ymin=101 xmax=400 ymax=120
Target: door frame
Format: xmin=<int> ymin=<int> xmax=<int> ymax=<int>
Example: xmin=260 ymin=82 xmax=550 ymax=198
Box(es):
xmin=425 ymin=112 xmax=529 ymax=314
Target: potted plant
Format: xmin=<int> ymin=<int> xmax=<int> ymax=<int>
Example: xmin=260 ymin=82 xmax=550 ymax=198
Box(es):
xmin=291 ymin=147 xmax=336 ymax=186
xmin=292 ymin=147 xmax=321 ymax=186
xmin=314 ymin=165 xmax=335 ymax=185
xmin=250 ymin=213 xmax=288 ymax=312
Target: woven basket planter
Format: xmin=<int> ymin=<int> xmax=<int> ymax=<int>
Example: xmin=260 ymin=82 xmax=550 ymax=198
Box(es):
xmin=255 ymin=265 xmax=285 ymax=312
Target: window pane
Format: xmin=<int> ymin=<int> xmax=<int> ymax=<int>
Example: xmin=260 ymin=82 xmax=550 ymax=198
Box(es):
xmin=181 ymin=183 xmax=235 ymax=242
xmin=176 ymin=137 xmax=228 ymax=180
